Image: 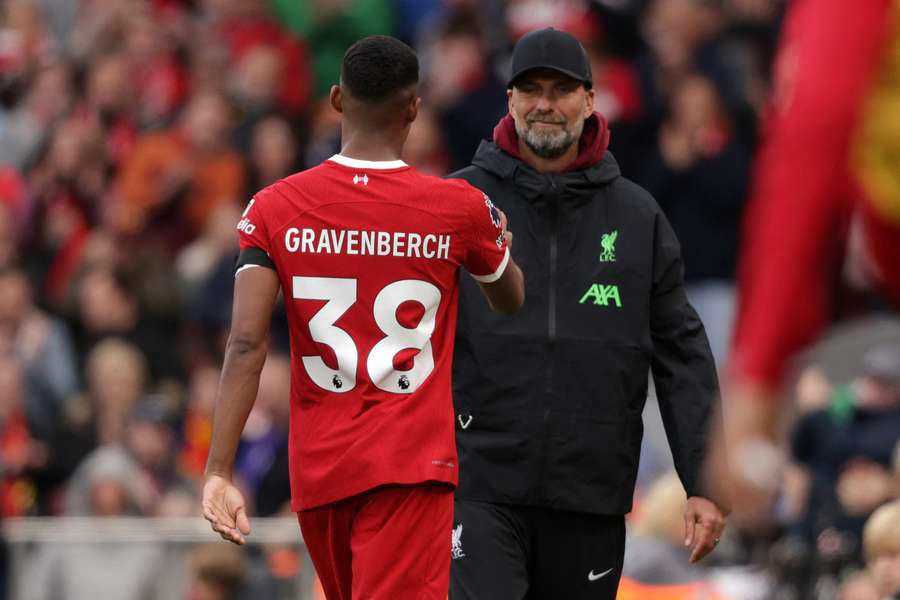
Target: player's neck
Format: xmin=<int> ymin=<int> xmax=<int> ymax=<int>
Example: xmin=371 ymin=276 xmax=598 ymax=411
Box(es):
xmin=340 ymin=130 xmax=405 ymax=163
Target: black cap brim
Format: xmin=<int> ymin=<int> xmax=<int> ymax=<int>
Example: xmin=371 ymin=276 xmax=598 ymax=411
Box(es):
xmin=508 ymin=65 xmax=592 ymax=89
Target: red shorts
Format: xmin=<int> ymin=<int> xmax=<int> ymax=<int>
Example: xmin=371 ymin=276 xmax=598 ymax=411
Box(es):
xmin=297 ymin=482 xmax=454 ymax=600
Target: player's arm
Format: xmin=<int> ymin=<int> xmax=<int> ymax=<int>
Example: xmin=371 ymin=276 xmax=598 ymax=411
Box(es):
xmin=477 ymin=210 xmax=524 ymax=315
xmin=203 ymin=264 xmax=279 ymax=545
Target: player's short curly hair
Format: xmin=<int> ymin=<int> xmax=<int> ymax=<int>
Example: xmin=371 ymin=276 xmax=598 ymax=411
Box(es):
xmin=341 ymin=35 xmax=418 ymax=102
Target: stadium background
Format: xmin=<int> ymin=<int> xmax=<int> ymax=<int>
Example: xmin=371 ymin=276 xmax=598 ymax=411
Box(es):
xmin=0 ymin=0 xmax=897 ymax=599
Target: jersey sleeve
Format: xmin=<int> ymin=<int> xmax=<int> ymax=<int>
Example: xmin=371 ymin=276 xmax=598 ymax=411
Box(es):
xmin=461 ymin=189 xmax=510 ymax=283
xmin=235 ymin=193 xmax=275 ymax=274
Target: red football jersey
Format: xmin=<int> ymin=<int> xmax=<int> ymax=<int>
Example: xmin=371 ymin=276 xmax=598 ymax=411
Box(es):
xmin=237 ymin=154 xmax=509 ymax=511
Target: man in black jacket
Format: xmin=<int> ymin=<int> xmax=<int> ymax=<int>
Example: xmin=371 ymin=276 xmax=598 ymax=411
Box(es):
xmin=448 ymin=28 xmax=727 ymax=600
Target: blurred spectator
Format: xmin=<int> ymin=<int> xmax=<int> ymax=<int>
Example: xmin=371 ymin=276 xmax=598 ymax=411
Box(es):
xmin=65 ymin=393 xmax=183 ymax=516
xmin=837 ymin=570 xmax=880 ymax=600
xmin=120 ymin=8 xmax=188 ymax=127
xmin=0 ymin=60 xmax=72 ymax=169
xmin=0 ymin=202 xmax=20 ymax=269
xmin=862 ymin=500 xmax=900 ymax=600
xmin=422 ymin=8 xmax=507 ymax=171
xmin=58 ymin=338 xmax=147 ymax=461
xmin=114 ymin=91 xmax=245 ymax=250
xmin=402 ymin=105 xmax=449 ymax=175
xmin=234 ymin=354 xmax=291 ymax=517
xmin=271 ymin=0 xmax=392 ymax=99
xmin=302 ymin=97 xmax=341 ymax=167
xmin=176 ymin=203 xmax=241 ymax=316
xmin=18 ymin=448 xmax=168 ymax=600
xmin=0 ymin=356 xmax=48 ymax=517
xmin=187 ymin=29 xmax=231 ymax=96
xmin=793 ymin=366 xmax=835 ymax=416
xmin=786 ymin=344 xmax=900 ymax=588
xmin=69 ymin=52 xmax=138 ymax=167
xmin=0 ymin=267 xmax=79 ymax=438
xmin=68 ymin=264 xmax=178 ymax=380
xmin=624 ymin=472 xmax=705 ymax=584
xmin=0 ymin=0 xmax=59 ymax=98
xmin=245 ymin=114 xmax=301 ymax=193
xmin=637 ymin=0 xmax=745 ymax=121
xmin=185 ymin=543 xmax=247 ymax=600
xmin=633 ymin=73 xmax=749 ymax=365
xmin=393 ymin=0 xmax=443 ymax=44
xmin=177 ymin=364 xmax=220 ymax=481
xmin=206 ymin=0 xmax=311 ymax=115
xmin=22 ymin=119 xmax=108 ymax=303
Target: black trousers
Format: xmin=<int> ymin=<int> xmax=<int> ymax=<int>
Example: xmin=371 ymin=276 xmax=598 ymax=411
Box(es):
xmin=449 ymin=499 xmax=625 ymax=600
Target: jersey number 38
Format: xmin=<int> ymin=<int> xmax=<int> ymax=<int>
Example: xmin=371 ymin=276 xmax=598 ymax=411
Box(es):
xmin=293 ymin=276 xmax=441 ymax=395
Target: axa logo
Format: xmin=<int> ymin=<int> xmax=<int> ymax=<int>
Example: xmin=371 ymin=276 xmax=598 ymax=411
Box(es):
xmin=353 ymin=173 xmax=369 ymax=186
xmin=579 ymin=283 xmax=622 ymax=308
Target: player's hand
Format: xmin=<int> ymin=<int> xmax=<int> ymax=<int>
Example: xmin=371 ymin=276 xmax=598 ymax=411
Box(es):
xmin=684 ymin=496 xmax=726 ymax=563
xmin=498 ymin=209 xmax=514 ymax=250
xmin=704 ymin=383 xmax=786 ymax=527
xmin=202 ymin=474 xmax=251 ymax=545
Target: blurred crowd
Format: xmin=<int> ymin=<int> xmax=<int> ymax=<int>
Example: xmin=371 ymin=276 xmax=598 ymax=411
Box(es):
xmin=0 ymin=0 xmax=897 ymax=599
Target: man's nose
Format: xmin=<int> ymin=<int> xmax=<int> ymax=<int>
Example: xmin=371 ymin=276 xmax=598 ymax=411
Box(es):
xmin=534 ymin=93 xmax=553 ymax=111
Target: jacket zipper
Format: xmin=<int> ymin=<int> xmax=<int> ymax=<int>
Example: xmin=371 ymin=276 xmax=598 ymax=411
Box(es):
xmin=545 ymin=179 xmax=559 ymax=398
xmin=547 ymin=178 xmax=559 ymax=342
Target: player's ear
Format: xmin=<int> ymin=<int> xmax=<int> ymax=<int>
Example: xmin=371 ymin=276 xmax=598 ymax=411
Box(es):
xmin=407 ymin=95 xmax=420 ymax=124
xmin=330 ymin=85 xmax=343 ymax=114
xmin=507 ymin=87 xmax=515 ymax=116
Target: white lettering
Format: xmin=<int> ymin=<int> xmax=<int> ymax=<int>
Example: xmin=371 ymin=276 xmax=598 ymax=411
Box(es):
xmin=438 ymin=235 xmax=451 ymax=260
xmin=301 ymin=228 xmax=315 ymax=253
xmin=407 ymin=233 xmax=422 ymax=258
xmin=282 ymin=228 xmax=452 ymax=260
xmin=423 ymin=234 xmax=436 ymax=259
xmin=346 ymin=230 xmax=359 ymax=255
xmin=393 ymin=232 xmax=406 ymax=256
xmin=330 ymin=229 xmax=346 ymax=254
xmin=285 ymin=227 xmax=300 ymax=252
xmin=236 ymin=218 xmax=256 ymax=235
xmin=377 ymin=231 xmax=391 ymax=256
xmin=361 ymin=231 xmax=375 ymax=255
xmin=317 ymin=229 xmax=332 ymax=253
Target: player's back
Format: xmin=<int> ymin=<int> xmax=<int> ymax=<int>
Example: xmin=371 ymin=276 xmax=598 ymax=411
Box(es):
xmin=237 ymin=154 xmax=509 ymax=510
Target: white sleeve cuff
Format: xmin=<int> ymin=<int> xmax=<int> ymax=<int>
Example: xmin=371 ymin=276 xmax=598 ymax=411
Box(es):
xmin=234 ymin=264 xmax=264 ymax=278
xmin=470 ymin=248 xmax=510 ymax=283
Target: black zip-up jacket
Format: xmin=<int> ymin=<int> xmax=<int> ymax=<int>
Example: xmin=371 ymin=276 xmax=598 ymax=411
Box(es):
xmin=449 ymin=138 xmax=719 ymax=516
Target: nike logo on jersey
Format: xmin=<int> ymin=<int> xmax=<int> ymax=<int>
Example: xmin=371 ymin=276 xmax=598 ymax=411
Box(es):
xmin=588 ymin=568 xmax=614 ymax=581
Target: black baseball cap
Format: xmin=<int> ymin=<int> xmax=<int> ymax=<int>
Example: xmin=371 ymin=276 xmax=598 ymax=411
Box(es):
xmin=508 ymin=28 xmax=592 ymax=89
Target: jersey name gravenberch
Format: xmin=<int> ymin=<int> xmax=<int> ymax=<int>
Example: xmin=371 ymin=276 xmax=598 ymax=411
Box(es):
xmin=237 ymin=154 xmax=509 ymax=511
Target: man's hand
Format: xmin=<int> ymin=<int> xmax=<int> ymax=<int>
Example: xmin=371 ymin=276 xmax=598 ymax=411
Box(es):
xmin=202 ymin=474 xmax=251 ymax=545
xmin=684 ymin=496 xmax=726 ymax=563
xmin=704 ymin=382 xmax=786 ymax=526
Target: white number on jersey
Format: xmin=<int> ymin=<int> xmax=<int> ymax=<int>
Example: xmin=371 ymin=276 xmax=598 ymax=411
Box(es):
xmin=292 ymin=276 xmax=441 ymax=394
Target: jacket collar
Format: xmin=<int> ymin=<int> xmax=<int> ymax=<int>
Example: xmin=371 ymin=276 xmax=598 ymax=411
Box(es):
xmin=472 ymin=113 xmax=621 ymax=204
xmin=492 ymin=112 xmax=611 ymax=172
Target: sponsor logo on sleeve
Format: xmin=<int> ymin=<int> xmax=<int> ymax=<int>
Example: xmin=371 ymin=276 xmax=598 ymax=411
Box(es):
xmin=484 ymin=194 xmax=502 ymax=229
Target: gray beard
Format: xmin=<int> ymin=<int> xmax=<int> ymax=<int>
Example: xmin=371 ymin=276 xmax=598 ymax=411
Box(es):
xmin=515 ymin=117 xmax=583 ymax=160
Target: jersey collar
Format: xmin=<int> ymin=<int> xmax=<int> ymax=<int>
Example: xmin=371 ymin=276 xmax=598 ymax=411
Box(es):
xmin=328 ymin=154 xmax=408 ymax=170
